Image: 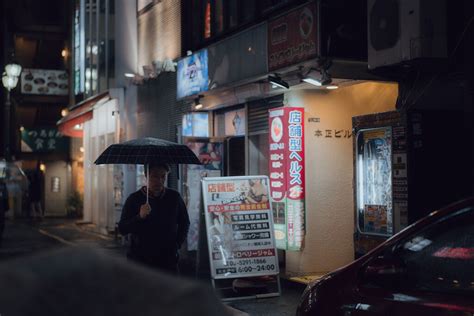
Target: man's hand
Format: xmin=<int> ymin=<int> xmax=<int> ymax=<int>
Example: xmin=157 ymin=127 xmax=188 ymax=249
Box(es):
xmin=139 ymin=203 xmax=151 ymax=219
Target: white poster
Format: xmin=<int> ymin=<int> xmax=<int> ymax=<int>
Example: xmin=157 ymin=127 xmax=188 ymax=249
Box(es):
xmin=224 ymin=109 xmax=246 ymax=136
xmin=202 ymin=176 xmax=279 ymax=279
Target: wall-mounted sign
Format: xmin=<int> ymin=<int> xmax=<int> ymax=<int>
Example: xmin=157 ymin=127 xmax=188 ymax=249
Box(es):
xmin=21 ymin=128 xmax=69 ymax=153
xmin=268 ymin=107 xmax=305 ymax=250
xmin=51 ymin=176 xmax=61 ymax=193
xmin=21 ymin=69 xmax=69 ymax=96
xmin=182 ymin=112 xmax=210 ymax=137
xmin=202 ymin=176 xmax=279 ymax=279
xmin=268 ymin=2 xmax=318 ymax=72
xmin=177 ymin=49 xmax=209 ymax=99
xmin=224 ymin=109 xmax=246 ymax=136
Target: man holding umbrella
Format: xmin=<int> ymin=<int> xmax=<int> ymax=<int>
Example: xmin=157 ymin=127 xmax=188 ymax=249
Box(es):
xmin=118 ymin=163 xmax=190 ymax=274
xmin=95 ymin=137 xmax=200 ymax=273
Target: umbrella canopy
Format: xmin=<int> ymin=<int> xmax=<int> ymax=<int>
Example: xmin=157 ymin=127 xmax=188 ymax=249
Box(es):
xmin=94 ymin=137 xmax=201 ymax=165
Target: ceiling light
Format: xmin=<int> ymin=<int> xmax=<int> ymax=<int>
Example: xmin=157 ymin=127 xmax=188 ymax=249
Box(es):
xmin=194 ymin=97 xmax=203 ymax=110
xmin=124 ymin=73 xmax=135 ymax=78
xmin=268 ymin=75 xmax=289 ymax=89
xmin=326 ymin=85 xmax=339 ymax=90
xmin=302 ymin=69 xmax=331 ymax=86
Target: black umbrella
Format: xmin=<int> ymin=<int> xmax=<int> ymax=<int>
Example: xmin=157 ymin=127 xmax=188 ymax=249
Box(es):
xmin=94 ymin=137 xmax=201 ymax=165
xmin=94 ymin=137 xmax=201 ymax=203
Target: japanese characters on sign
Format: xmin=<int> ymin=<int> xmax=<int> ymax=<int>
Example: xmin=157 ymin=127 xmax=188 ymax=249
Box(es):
xmin=268 ymin=107 xmax=305 ymax=250
xmin=314 ymin=129 xmax=352 ymax=138
xmin=202 ymin=176 xmax=279 ymax=279
xmin=21 ymin=128 xmax=69 ymax=153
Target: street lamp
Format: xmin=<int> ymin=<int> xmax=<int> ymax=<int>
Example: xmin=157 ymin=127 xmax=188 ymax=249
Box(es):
xmin=2 ymin=62 xmax=22 ymax=161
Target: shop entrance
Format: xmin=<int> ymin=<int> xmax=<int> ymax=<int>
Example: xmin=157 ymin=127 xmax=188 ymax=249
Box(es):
xmin=224 ymin=136 xmax=245 ymax=176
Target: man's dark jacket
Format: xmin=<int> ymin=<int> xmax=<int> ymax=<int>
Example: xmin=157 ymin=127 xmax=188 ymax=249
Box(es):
xmin=118 ymin=187 xmax=190 ymax=266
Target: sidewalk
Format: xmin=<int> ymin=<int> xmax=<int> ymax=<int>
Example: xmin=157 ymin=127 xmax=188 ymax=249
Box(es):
xmin=225 ymin=278 xmax=306 ymax=316
xmin=1 ymin=217 xmax=307 ymax=315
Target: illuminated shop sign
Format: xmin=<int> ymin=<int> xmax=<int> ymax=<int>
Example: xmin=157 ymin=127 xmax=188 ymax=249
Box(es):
xmin=268 ymin=107 xmax=305 ymax=250
xmin=267 ymin=2 xmax=318 ymax=72
xmin=182 ymin=112 xmax=210 ymax=137
xmin=177 ymin=49 xmax=209 ymax=99
xmin=21 ymin=127 xmax=69 ymax=153
xmin=21 ymin=69 xmax=69 ymax=96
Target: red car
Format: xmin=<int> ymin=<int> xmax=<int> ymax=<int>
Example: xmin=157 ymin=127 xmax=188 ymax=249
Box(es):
xmin=297 ymin=197 xmax=474 ymax=315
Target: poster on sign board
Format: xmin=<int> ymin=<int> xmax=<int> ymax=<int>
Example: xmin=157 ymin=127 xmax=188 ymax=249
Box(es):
xmin=202 ymin=176 xmax=279 ymax=279
xmin=184 ymin=141 xmax=223 ymax=251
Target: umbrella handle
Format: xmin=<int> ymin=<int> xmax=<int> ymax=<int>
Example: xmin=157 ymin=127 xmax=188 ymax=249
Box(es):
xmin=146 ymin=164 xmax=149 ymax=205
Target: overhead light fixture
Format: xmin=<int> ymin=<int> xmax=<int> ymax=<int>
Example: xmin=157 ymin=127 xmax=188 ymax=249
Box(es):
xmin=73 ymin=124 xmax=83 ymax=130
xmin=268 ymin=75 xmax=289 ymax=89
xmin=124 ymin=73 xmax=135 ymax=78
xmin=194 ymin=97 xmax=203 ymax=110
xmin=326 ymin=85 xmax=339 ymax=90
xmin=302 ymin=68 xmax=332 ymax=87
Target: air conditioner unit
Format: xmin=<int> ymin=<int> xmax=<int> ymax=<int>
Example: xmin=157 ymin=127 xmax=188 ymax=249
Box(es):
xmin=368 ymin=0 xmax=447 ymax=70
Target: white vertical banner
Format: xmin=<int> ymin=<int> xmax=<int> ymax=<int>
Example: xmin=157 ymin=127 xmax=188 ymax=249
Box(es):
xmin=202 ymin=176 xmax=279 ymax=279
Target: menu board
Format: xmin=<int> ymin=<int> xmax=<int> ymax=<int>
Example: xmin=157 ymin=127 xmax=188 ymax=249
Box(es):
xmin=21 ymin=69 xmax=69 ymax=95
xmin=202 ymin=176 xmax=279 ymax=279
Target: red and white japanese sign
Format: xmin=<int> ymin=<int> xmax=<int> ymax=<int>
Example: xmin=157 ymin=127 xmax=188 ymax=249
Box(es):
xmin=269 ymin=107 xmax=305 ymax=250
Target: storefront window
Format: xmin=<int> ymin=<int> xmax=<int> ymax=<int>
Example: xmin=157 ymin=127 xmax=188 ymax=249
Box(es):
xmin=75 ymin=0 xmax=115 ymax=98
xmin=249 ymin=133 xmax=269 ymax=176
xmin=184 ymin=0 xmax=301 ymax=51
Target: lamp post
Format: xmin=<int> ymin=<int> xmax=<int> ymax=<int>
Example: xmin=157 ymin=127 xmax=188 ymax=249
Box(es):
xmin=2 ymin=62 xmax=22 ymax=162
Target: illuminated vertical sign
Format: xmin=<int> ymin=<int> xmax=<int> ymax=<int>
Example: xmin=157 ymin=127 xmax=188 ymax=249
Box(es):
xmin=268 ymin=107 xmax=305 ymax=250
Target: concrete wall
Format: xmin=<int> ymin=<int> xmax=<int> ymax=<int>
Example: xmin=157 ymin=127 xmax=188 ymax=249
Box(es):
xmin=284 ymin=81 xmax=398 ymax=274
xmin=137 ymin=0 xmax=181 ymax=72
xmin=115 ymin=0 xmax=138 ymax=199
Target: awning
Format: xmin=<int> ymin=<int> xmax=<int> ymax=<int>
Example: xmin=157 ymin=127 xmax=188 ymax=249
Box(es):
xmin=57 ymin=92 xmax=109 ymax=137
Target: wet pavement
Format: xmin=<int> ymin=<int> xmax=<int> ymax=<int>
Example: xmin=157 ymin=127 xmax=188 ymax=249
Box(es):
xmin=0 ymin=217 xmax=305 ymax=315
xmin=227 ymin=279 xmax=305 ymax=316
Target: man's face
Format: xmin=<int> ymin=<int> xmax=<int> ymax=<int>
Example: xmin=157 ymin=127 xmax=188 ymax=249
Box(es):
xmin=147 ymin=166 xmax=168 ymax=192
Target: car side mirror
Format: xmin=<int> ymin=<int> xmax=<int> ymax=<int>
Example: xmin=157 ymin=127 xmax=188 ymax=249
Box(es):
xmin=362 ymin=256 xmax=407 ymax=288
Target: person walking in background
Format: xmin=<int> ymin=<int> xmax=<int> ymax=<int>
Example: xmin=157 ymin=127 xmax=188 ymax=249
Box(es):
xmin=118 ymin=163 xmax=190 ymax=274
xmin=28 ymin=167 xmax=43 ymax=220
xmin=0 ymin=178 xmax=10 ymax=248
